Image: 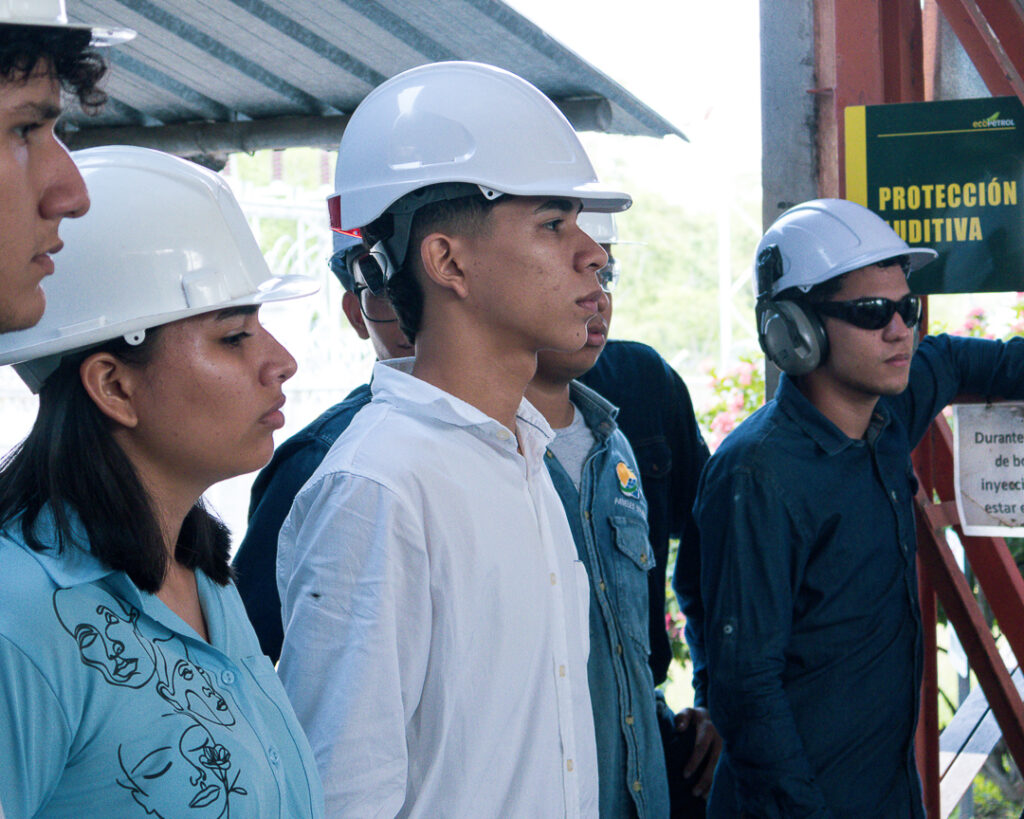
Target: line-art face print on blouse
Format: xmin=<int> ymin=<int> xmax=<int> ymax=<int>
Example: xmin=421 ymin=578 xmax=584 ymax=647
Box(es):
xmin=54 ymin=587 xmax=248 ymax=817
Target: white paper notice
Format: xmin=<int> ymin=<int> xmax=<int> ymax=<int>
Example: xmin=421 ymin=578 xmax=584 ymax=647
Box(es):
xmin=954 ymin=402 xmax=1024 ymax=536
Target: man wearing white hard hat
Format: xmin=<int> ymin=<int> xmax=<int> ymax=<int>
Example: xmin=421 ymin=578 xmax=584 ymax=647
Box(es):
xmin=276 ymin=61 xmax=628 ymax=817
xmin=0 ymin=0 xmax=133 ymax=332
xmin=696 ymin=199 xmax=1024 ymax=817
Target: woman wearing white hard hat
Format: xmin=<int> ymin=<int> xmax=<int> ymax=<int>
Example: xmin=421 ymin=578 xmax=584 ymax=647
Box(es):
xmin=0 ymin=146 xmax=324 ymax=818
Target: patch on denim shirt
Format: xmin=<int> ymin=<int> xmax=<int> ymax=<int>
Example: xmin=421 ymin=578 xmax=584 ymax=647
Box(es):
xmin=615 ymin=461 xmax=641 ymax=499
xmin=613 ymin=497 xmax=644 ymax=516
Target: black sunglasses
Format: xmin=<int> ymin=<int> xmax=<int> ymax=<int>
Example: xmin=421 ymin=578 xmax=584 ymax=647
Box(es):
xmin=814 ymin=294 xmax=922 ymax=330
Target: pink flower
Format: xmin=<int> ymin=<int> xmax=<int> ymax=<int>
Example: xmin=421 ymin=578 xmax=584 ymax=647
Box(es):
xmin=737 ymin=361 xmax=755 ymax=387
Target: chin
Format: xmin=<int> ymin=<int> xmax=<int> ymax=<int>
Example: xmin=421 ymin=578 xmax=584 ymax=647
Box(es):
xmin=0 ymin=291 xmax=46 ymax=333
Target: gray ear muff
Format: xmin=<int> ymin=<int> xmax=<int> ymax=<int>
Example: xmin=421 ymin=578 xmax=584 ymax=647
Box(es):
xmin=757 ymin=299 xmax=827 ymax=376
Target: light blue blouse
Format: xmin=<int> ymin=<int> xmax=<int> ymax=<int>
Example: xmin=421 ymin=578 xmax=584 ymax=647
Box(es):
xmin=0 ymin=511 xmax=323 ymax=819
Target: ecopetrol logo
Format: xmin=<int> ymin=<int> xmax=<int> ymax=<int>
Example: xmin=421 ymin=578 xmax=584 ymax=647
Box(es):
xmin=972 ymin=111 xmax=1016 ymax=129
xmin=615 ymin=462 xmax=640 ymax=499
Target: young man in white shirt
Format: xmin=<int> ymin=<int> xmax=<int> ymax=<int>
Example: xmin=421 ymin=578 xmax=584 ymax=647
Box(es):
xmin=276 ymin=61 xmax=630 ymax=817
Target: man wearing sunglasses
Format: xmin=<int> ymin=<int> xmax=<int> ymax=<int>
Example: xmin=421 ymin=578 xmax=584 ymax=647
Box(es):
xmin=694 ymin=198 xmax=1024 ymax=818
xmin=233 ymin=232 xmax=411 ymax=662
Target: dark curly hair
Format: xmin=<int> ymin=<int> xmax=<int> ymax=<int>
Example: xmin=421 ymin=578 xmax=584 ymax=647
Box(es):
xmin=1 ymin=26 xmax=108 ymax=111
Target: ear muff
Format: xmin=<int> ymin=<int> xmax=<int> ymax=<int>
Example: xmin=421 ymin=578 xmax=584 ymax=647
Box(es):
xmin=757 ymin=299 xmax=828 ymax=376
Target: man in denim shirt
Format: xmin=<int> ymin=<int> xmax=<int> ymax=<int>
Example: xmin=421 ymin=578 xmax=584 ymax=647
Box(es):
xmin=529 ymin=213 xmax=720 ymax=817
xmin=233 ymin=233 xmax=411 ymax=661
xmin=697 ymin=199 xmax=1024 ymax=818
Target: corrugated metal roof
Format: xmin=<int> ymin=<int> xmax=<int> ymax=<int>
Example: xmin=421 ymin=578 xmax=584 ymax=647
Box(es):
xmin=64 ymin=0 xmax=683 ymax=157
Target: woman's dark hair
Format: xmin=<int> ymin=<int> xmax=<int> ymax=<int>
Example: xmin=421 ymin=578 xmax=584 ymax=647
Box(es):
xmin=0 ymin=331 xmax=231 ymax=592
xmin=0 ymin=26 xmax=108 ymax=111
xmin=365 ymin=190 xmax=499 ymax=343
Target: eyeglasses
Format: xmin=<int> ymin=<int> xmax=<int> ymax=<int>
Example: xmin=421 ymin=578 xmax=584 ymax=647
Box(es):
xmin=329 ymin=245 xmax=388 ymax=296
xmin=352 ymin=284 xmax=399 ymax=324
xmin=597 ymin=256 xmax=620 ymax=294
xmin=814 ymin=294 xmax=922 ymax=330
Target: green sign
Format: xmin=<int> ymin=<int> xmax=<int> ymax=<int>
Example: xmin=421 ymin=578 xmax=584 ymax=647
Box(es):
xmin=846 ymin=96 xmax=1024 ymax=294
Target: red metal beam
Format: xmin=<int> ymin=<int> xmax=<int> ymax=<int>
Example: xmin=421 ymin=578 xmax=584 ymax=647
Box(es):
xmin=917 ymin=564 xmax=941 ymax=818
xmin=914 ymin=490 xmax=1024 ymax=768
xmin=916 ymin=416 xmax=1024 ymax=664
xmin=932 ymin=0 xmax=1023 ymax=97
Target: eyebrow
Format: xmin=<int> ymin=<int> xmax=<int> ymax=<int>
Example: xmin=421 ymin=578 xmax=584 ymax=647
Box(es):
xmin=5 ymin=100 xmax=62 ymax=120
xmin=214 ymin=305 xmax=259 ymax=321
xmin=533 ymin=198 xmax=579 ymax=215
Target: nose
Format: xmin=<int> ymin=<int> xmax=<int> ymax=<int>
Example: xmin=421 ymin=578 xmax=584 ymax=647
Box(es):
xmin=39 ymin=137 xmax=90 ymax=222
xmin=577 ymin=228 xmax=608 ymax=281
xmin=882 ymin=309 xmax=913 ymax=340
xmin=260 ymin=327 xmax=298 ymax=384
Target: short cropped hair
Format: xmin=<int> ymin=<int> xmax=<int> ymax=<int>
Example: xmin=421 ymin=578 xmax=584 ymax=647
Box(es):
xmin=0 ymin=26 xmax=108 ymax=111
xmin=364 ymin=190 xmax=499 ymax=343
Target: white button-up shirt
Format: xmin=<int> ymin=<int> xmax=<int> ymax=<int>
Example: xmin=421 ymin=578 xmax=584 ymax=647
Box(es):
xmin=277 ymin=360 xmax=598 ymax=818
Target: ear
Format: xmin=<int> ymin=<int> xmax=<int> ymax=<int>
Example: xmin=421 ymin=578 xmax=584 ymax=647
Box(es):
xmin=79 ymin=352 xmax=140 ymax=428
xmin=341 ymin=290 xmax=371 ymax=340
xmin=419 ymin=232 xmax=470 ymax=299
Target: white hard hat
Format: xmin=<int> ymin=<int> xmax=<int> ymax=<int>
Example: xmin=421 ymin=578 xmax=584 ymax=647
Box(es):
xmin=0 ymin=0 xmax=135 ymax=46
xmin=332 ymin=61 xmax=632 ymax=233
xmin=755 ymin=198 xmax=937 ymax=299
xmin=0 ymin=146 xmax=318 ymax=391
xmin=578 ymin=211 xmax=618 ymax=245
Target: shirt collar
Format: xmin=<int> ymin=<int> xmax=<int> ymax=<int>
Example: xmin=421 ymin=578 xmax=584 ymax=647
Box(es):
xmin=9 ymin=505 xmax=122 ymax=589
xmin=568 ymin=380 xmax=618 ymax=441
xmin=774 ymin=373 xmax=880 ymax=455
xmin=370 ymin=359 xmax=556 ymax=461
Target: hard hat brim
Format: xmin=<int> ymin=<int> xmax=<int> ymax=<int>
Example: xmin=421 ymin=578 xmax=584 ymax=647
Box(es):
xmin=0 ymin=273 xmax=318 ymax=369
xmin=2 ymin=19 xmax=136 ymax=46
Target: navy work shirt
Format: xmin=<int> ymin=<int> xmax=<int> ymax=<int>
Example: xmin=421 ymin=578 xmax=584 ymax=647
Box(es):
xmin=696 ymin=334 xmax=1024 ymax=819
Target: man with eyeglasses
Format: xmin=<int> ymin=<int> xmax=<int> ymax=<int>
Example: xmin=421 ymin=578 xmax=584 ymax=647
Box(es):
xmin=233 ymin=232 xmax=412 ymax=662
xmin=695 ymin=198 xmax=1024 ymax=818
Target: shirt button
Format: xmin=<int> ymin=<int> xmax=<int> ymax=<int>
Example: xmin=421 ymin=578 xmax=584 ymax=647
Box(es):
xmin=559 ymin=664 xmax=566 ymax=677
xmin=624 ymin=714 xmax=635 ymax=725
xmin=583 ymin=510 xmax=591 ymax=521
xmin=566 ymin=759 xmax=574 ymax=772
xmin=496 ymin=429 xmax=511 ymax=441
xmin=891 ymin=490 xmax=898 ymax=502
xmin=268 ymin=746 xmax=280 ymax=766
xmin=221 ymin=670 xmax=236 ymax=685
xmin=550 ymin=573 xmax=557 ymax=585
xmin=639 ymin=553 xmax=647 ymax=564
xmin=723 ymin=624 xmax=734 ymax=635
xmin=633 ymin=780 xmax=642 ymax=792
xmin=545 ymin=449 xmax=554 ymax=459
xmin=598 ymin=581 xmax=606 ymax=592
xmin=616 ymin=643 xmax=623 ymax=655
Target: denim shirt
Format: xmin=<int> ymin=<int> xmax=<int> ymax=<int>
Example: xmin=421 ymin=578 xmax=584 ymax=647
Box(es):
xmin=547 ymin=381 xmax=668 ymax=819
xmin=581 ymin=341 xmax=710 ymax=700
xmin=696 ymin=334 xmax=1024 ymax=819
xmin=233 ymin=383 xmax=372 ymax=662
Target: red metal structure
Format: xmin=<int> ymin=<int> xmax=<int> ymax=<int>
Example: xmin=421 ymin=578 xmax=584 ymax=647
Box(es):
xmin=809 ymin=0 xmax=1024 ymax=813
